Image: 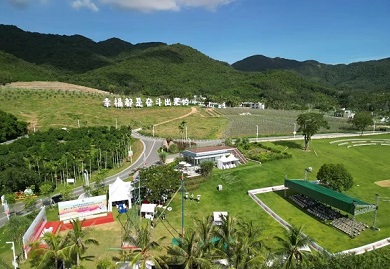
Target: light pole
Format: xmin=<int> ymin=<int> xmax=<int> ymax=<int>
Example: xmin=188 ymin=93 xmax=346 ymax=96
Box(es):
xmin=6 ymin=241 xmax=18 ymax=269
xmin=152 ymin=125 xmax=155 ymax=137
xmin=293 ymin=123 xmax=297 ymax=138
xmin=256 ymin=125 xmax=259 ymax=140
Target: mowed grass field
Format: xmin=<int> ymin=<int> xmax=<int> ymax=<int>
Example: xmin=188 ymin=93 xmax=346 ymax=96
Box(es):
xmin=161 ymin=134 xmax=390 ymax=253
xmin=0 ymin=88 xmax=352 ymax=139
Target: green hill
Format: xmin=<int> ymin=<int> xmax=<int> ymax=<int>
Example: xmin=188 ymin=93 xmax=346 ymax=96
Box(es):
xmin=232 ymin=55 xmax=390 ymax=92
xmin=0 ymin=24 xmax=388 ymax=112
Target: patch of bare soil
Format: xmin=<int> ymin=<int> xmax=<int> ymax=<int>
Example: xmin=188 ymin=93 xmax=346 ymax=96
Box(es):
xmin=154 ymin=106 xmax=198 ymax=126
xmin=4 ymin=81 xmax=108 ymax=94
xmin=375 ymin=180 xmax=390 ymax=187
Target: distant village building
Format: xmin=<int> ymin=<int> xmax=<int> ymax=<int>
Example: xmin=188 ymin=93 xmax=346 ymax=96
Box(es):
xmin=334 ymin=108 xmax=355 ymax=118
xmin=240 ymin=102 xmax=265 ymax=109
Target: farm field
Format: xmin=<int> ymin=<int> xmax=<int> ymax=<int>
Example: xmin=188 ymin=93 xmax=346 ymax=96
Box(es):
xmin=1 ymin=87 xmax=353 ymax=140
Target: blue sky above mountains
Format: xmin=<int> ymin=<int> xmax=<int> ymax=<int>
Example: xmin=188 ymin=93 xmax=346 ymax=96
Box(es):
xmin=2 ymin=0 xmax=390 ymax=64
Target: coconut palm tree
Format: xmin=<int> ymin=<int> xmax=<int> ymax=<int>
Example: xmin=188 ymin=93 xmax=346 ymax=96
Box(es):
xmin=63 ymin=218 xmax=99 ymax=267
xmin=273 ymin=225 xmax=313 ymax=269
xmin=166 ymin=229 xmax=213 ymax=269
xmin=231 ymin=220 xmax=267 ymax=269
xmin=194 ymin=215 xmax=216 ymax=255
xmin=125 ymin=222 xmax=167 ymax=269
xmin=29 ymin=232 xmax=68 ymax=269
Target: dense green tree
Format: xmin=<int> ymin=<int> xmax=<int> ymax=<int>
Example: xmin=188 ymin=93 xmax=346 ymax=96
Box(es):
xmin=5 ymin=215 xmax=31 ymax=261
xmin=200 ymin=161 xmax=214 ymax=178
xmin=348 ymin=111 xmax=374 ymax=134
xmin=139 ymin=164 xmax=181 ymax=202
xmin=296 ymin=113 xmax=329 ymax=151
xmin=0 ymin=109 xmax=28 ymax=143
xmin=316 ymin=163 xmax=354 ymax=192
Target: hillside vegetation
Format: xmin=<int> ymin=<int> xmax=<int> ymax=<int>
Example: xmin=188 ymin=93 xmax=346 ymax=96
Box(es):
xmin=0 ymin=24 xmax=389 ymax=112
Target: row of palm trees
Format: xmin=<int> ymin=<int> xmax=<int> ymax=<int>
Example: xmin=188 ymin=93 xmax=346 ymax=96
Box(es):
xmin=118 ymin=214 xmax=313 ymax=269
xmin=28 ymin=214 xmax=389 ymax=269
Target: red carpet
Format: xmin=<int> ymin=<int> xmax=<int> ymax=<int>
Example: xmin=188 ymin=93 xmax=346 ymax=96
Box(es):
xmin=44 ymin=221 xmax=62 ymax=234
xmin=61 ymin=213 xmax=115 ymax=231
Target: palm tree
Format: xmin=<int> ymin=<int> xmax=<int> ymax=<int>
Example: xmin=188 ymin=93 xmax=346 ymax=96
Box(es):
xmin=166 ymin=229 xmax=213 ymax=269
xmin=125 ymin=222 xmax=167 ymax=269
xmin=178 ymin=120 xmax=186 ymax=145
xmin=273 ymin=225 xmax=313 ymax=269
xmin=232 ymin=220 xmax=267 ymax=269
xmin=63 ymin=218 xmax=99 ymax=267
xmin=29 ymin=232 xmax=68 ymax=269
xmin=214 ymin=214 xmax=237 ymax=258
xmin=194 ymin=215 xmax=216 ymax=255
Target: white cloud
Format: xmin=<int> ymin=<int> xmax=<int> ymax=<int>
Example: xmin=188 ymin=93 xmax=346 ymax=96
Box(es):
xmin=99 ymin=0 xmax=178 ymax=12
xmin=98 ymin=0 xmax=233 ymax=12
xmin=179 ymin=0 xmax=233 ymax=11
xmin=72 ymin=0 xmax=99 ymax=12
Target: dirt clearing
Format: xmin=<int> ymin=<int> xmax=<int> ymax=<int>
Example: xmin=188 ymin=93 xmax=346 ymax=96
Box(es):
xmin=375 ymin=180 xmax=390 ymax=187
xmin=4 ymin=81 xmax=108 ymax=94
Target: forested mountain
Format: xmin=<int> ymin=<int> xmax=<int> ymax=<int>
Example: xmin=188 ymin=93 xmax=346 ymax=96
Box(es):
xmin=232 ymin=55 xmax=390 ymax=92
xmin=0 ymin=24 xmax=389 ymax=112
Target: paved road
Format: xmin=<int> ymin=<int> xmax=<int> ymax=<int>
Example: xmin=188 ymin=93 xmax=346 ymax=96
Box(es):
xmin=73 ymin=130 xmax=163 ymax=197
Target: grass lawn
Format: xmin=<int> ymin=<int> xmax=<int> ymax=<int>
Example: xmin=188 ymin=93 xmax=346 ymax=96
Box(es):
xmin=160 ymin=134 xmax=390 ymax=253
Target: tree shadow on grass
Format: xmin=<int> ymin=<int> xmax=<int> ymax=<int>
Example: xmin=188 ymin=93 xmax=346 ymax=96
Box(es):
xmin=273 ymin=141 xmax=302 ymax=149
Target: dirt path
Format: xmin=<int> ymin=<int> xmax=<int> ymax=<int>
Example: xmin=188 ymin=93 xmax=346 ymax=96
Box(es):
xmin=4 ymin=81 xmax=108 ymax=94
xmin=154 ymin=106 xmax=198 ymax=126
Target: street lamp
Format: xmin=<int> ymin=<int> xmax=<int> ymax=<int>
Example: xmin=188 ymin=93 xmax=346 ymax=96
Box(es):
xmin=304 ymin=167 xmax=312 ymax=180
xmin=293 ymin=123 xmax=297 ymax=138
xmin=6 ymin=241 xmax=18 ymax=269
xmin=256 ymin=125 xmax=259 ymax=140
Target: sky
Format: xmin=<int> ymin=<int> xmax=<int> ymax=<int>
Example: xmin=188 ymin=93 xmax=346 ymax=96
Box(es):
xmin=1 ymin=0 xmax=390 ymax=64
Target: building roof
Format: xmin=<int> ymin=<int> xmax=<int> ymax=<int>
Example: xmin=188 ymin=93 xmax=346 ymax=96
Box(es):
xmin=284 ymin=179 xmax=376 ymax=215
xmin=183 ymin=146 xmax=234 ymax=154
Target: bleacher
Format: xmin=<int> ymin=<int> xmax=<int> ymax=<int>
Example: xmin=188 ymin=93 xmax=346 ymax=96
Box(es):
xmin=289 ymin=194 xmax=368 ymax=237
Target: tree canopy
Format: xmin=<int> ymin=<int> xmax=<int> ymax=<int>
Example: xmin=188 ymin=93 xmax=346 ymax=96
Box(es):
xmin=349 ymin=111 xmax=374 ymax=134
xmin=316 ymin=163 xmax=354 ymax=192
xmin=0 ymin=109 xmax=27 ymax=143
xmin=296 ymin=113 xmax=329 ymax=151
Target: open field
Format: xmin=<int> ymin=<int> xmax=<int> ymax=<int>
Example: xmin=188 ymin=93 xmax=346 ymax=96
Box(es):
xmin=1 ymin=87 xmax=355 ymax=139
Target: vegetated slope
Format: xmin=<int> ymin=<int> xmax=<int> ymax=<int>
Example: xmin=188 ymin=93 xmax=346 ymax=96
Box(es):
xmin=74 ymin=43 xmax=338 ymax=110
xmin=0 ymin=24 xmax=165 ymax=73
xmin=1 ymin=23 xmax=383 ymax=111
xmin=0 ymin=50 xmax=59 ymax=84
xmin=232 ymin=54 xmax=390 ymax=92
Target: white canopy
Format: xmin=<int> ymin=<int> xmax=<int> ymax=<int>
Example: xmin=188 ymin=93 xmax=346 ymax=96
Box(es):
xmin=108 ymin=177 xmax=133 ymax=212
xmin=141 ymin=204 xmax=157 ymax=220
xmin=217 ymin=154 xmax=239 ymax=169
